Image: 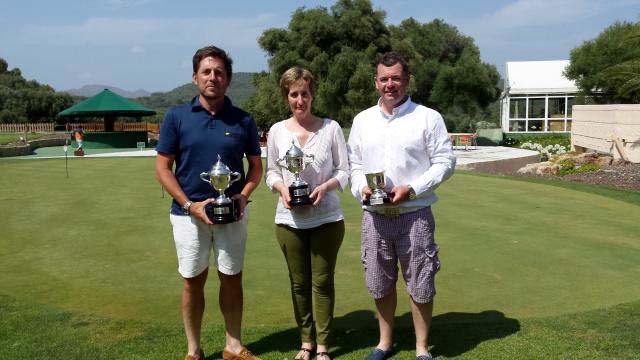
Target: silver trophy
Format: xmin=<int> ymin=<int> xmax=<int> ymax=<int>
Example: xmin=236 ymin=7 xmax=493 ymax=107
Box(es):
xmin=364 ymin=171 xmax=392 ymax=205
xmin=277 ymin=140 xmax=315 ymax=206
xmin=200 ymin=155 xmax=241 ymax=223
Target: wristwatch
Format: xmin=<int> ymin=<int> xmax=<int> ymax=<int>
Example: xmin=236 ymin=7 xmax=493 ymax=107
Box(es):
xmin=182 ymin=200 xmax=193 ymax=215
xmin=407 ymin=185 xmax=417 ymax=200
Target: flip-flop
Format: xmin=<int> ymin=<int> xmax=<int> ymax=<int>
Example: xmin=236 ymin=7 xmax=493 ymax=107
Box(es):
xmin=316 ymin=351 xmax=332 ymax=360
xmin=295 ymin=347 xmax=315 ymax=360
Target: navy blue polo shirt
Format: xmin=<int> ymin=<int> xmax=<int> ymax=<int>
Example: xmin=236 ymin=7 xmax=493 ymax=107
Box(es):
xmin=156 ymin=96 xmax=261 ymax=215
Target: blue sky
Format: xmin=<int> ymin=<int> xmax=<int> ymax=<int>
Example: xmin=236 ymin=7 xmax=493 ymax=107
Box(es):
xmin=1 ymin=0 xmax=639 ymax=92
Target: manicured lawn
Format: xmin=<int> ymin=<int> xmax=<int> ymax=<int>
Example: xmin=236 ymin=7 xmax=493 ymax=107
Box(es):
xmin=0 ymin=157 xmax=638 ymax=359
xmin=0 ymin=132 xmax=47 ymax=145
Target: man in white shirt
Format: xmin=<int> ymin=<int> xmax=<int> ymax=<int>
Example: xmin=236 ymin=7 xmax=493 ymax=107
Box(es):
xmin=347 ymin=52 xmax=455 ymax=360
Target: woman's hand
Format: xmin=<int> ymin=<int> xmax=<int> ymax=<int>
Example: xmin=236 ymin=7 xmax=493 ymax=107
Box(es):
xmin=310 ymin=183 xmax=328 ymax=207
xmin=273 ymin=181 xmax=292 ymax=209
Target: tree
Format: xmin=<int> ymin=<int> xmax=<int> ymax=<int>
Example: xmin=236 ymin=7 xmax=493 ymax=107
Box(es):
xmin=246 ymin=0 xmax=499 ymax=131
xmin=247 ymin=0 xmax=390 ymax=129
xmin=390 ymin=18 xmax=500 ymax=130
xmin=565 ymin=21 xmax=640 ymax=104
xmin=0 ymin=57 xmax=74 ymax=123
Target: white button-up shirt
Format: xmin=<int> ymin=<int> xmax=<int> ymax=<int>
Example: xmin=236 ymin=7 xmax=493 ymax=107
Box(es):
xmin=348 ymin=97 xmax=455 ymax=211
xmin=266 ymin=118 xmax=350 ymax=228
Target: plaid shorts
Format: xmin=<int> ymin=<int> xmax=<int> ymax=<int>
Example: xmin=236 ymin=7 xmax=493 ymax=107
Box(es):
xmin=360 ymin=206 xmax=440 ymax=303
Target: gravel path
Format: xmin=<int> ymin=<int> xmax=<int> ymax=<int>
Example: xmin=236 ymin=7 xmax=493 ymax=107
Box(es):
xmin=518 ymin=162 xmax=640 ymax=191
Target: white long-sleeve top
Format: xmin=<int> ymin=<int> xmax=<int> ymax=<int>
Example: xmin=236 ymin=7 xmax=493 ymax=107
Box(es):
xmin=347 ymin=97 xmax=456 ymax=211
xmin=266 ymin=118 xmax=350 ymax=229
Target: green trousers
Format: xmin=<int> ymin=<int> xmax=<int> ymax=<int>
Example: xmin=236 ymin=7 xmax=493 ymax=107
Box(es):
xmin=275 ymin=220 xmax=344 ymax=346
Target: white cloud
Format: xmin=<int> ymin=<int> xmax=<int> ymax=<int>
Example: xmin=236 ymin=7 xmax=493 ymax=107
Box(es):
xmin=479 ymin=0 xmax=600 ymax=30
xmin=473 ymin=0 xmax=640 ymax=32
xmin=17 ymin=15 xmax=278 ymax=49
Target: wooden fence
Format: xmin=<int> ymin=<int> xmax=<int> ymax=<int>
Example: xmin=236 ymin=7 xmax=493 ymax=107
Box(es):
xmin=0 ymin=123 xmax=54 ymax=133
xmin=65 ymin=122 xmax=160 ymax=133
xmin=0 ymin=122 xmax=160 ymax=133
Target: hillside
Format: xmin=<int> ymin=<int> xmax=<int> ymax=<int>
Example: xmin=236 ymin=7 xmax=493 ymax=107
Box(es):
xmin=136 ymin=72 xmax=255 ymax=109
xmin=64 ymin=84 xmax=151 ymax=98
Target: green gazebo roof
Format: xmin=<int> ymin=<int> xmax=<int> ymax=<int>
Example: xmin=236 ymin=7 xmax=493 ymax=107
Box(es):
xmin=58 ymin=89 xmax=156 ymax=117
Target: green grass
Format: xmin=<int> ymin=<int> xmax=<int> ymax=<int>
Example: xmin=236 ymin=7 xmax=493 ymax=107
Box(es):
xmin=1 ymin=158 xmax=639 ymax=359
xmin=0 ymin=132 xmax=48 ymax=145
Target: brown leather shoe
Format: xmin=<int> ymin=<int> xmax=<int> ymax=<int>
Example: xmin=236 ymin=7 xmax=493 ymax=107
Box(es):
xmin=222 ymin=346 xmax=261 ymax=360
xmin=184 ymin=349 xmax=205 ymax=360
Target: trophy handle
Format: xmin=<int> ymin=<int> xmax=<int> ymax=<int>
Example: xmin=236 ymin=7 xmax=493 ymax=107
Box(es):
xmin=229 ymin=171 xmax=241 ymax=185
xmin=276 ymin=156 xmax=288 ymax=169
xmin=199 ymin=172 xmax=210 ymax=183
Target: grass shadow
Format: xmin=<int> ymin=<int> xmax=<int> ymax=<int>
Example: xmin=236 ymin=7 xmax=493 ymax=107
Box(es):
xmin=243 ymin=309 xmax=519 ymax=358
xmin=331 ymin=309 xmax=520 ymax=358
xmin=429 ymin=310 xmax=520 ymax=357
xmin=240 ymin=326 xmax=301 ymax=358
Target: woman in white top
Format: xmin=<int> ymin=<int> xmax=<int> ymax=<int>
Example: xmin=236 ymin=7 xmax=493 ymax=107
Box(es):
xmin=265 ymin=67 xmax=349 ymax=360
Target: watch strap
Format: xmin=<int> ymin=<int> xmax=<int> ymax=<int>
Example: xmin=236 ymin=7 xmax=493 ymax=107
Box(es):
xmin=182 ymin=200 xmax=193 ymax=215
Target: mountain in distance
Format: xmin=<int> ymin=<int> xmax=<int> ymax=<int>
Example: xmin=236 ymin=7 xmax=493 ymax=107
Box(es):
xmin=64 ymin=84 xmax=151 ymax=98
xmin=136 ymin=72 xmax=256 ymax=110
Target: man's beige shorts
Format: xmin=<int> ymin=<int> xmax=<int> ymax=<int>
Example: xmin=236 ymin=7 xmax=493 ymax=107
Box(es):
xmin=169 ymin=210 xmax=249 ymax=278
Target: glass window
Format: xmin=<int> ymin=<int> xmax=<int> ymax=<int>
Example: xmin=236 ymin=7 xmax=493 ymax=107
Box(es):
xmin=549 ymin=120 xmax=565 ymax=132
xmin=567 ymin=97 xmax=575 ymax=117
xmin=509 ymin=120 xmax=526 ymax=132
xmin=548 ymin=98 xmax=566 ymax=118
xmin=509 ymin=98 xmax=526 ymax=119
xmin=528 ymin=120 xmax=544 ymax=131
xmin=528 ymin=98 xmax=545 ymax=118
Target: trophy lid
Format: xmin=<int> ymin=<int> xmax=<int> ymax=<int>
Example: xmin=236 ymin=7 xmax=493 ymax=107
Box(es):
xmin=210 ymin=154 xmax=231 ymax=175
xmin=285 ymin=140 xmax=304 ymax=158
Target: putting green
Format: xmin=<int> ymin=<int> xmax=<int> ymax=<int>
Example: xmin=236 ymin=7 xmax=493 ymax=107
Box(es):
xmin=0 ymin=158 xmax=638 ymax=327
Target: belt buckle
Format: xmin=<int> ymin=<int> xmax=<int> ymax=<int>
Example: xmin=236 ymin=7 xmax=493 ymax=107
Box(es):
xmin=380 ymin=206 xmax=400 ymax=217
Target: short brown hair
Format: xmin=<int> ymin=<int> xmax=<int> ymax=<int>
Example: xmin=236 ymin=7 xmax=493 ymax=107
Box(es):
xmin=374 ymin=52 xmax=410 ymax=78
xmin=192 ymin=45 xmax=233 ymax=79
xmin=279 ymin=67 xmax=316 ymax=98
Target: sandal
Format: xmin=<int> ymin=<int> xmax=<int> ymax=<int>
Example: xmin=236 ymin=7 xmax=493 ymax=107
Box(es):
xmin=295 ymin=347 xmax=315 ymax=360
xmin=316 ymin=351 xmax=332 ymax=360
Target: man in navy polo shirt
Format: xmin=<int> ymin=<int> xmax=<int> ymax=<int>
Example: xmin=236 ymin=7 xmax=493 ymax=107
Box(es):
xmin=155 ymin=45 xmax=263 ymax=360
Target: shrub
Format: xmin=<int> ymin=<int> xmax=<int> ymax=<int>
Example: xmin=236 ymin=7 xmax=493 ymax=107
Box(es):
xmin=521 ymin=142 xmax=569 ymax=160
xmin=557 ymin=158 xmax=576 ymax=175
xmin=556 ymin=159 xmax=600 ymax=175
xmin=502 ymin=137 xmax=519 ymax=146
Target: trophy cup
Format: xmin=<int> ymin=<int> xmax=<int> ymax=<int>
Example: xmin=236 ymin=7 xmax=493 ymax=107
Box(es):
xmin=200 ymin=155 xmax=242 ymax=224
xmin=277 ymin=141 xmax=315 ymax=206
xmin=363 ymin=171 xmax=393 ymax=206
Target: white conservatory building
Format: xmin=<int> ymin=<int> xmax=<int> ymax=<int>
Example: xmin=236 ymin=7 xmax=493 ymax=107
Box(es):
xmin=500 ymin=60 xmax=578 ymax=133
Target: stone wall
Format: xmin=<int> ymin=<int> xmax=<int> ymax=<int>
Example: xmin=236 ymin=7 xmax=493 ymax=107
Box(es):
xmin=572 ymin=104 xmax=640 ymax=163
xmin=0 ymin=135 xmax=68 ymax=157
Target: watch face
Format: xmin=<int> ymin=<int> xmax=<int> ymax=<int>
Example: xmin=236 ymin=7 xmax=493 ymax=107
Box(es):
xmin=183 ymin=201 xmax=192 ymax=214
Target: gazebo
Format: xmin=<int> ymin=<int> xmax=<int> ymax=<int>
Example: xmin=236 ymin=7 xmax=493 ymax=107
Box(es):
xmin=58 ymin=89 xmax=156 ymax=131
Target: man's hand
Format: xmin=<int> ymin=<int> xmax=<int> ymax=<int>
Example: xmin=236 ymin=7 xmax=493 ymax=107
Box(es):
xmin=190 ymin=198 xmax=215 ymax=225
xmin=361 ymin=186 xmax=373 ymax=201
xmin=232 ymin=193 xmax=249 ymax=219
xmin=390 ymin=185 xmax=411 ymax=204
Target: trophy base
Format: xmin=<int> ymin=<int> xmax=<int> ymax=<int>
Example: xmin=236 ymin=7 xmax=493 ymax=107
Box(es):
xmin=205 ymin=198 xmax=241 ymax=224
xmin=289 ymin=184 xmax=312 ymax=207
xmin=290 ymin=195 xmax=312 ymax=206
xmin=363 ymin=192 xmax=395 ymax=206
